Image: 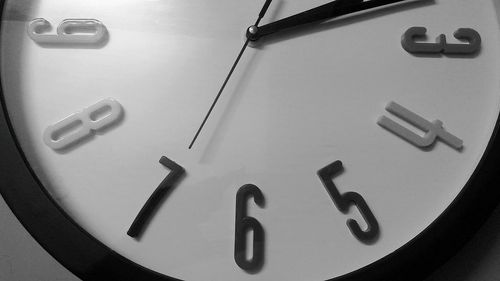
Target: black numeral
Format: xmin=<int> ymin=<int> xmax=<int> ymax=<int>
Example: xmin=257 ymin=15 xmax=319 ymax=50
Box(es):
xmin=127 ymin=156 xmax=185 ymax=238
xmin=234 ymin=184 xmax=265 ymax=272
xmin=401 ymin=27 xmax=481 ymax=55
xmin=317 ymin=161 xmax=379 ymax=243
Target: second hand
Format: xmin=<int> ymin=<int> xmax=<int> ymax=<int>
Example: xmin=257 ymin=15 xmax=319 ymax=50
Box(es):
xmin=188 ymin=0 xmax=273 ymax=149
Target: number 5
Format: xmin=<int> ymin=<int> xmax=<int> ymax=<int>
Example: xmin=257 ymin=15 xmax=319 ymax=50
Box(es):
xmin=317 ymin=161 xmax=379 ymax=243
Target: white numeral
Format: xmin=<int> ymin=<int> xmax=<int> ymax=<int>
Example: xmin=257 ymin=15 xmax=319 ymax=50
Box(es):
xmin=378 ymin=101 xmax=463 ymax=150
xmin=27 ymin=18 xmax=106 ymax=45
xmin=43 ymin=99 xmax=123 ymax=150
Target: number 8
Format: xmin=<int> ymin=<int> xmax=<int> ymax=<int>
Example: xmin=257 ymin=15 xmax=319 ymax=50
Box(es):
xmin=43 ymin=98 xmax=122 ymax=150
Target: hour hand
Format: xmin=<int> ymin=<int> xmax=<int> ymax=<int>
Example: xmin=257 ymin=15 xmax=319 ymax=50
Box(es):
xmin=247 ymin=0 xmax=414 ymax=41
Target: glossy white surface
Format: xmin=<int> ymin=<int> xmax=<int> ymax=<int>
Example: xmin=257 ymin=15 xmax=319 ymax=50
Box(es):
xmin=2 ymin=0 xmax=500 ymax=280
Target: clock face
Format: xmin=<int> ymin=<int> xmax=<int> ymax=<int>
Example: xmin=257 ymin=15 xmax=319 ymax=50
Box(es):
xmin=1 ymin=0 xmax=500 ymax=280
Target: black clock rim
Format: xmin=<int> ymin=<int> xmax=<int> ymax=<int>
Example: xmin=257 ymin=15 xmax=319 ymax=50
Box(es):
xmin=1 ymin=3 xmax=500 ymax=281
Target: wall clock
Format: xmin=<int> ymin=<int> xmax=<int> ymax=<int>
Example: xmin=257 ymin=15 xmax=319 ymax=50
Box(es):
xmin=1 ymin=0 xmax=500 ymax=280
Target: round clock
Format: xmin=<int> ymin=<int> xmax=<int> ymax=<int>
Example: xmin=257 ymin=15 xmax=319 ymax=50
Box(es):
xmin=1 ymin=0 xmax=500 ymax=280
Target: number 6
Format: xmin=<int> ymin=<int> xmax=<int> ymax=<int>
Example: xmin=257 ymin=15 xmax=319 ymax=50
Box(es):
xmin=234 ymin=184 xmax=265 ymax=271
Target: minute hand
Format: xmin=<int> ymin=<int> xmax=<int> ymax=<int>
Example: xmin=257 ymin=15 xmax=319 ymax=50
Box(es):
xmin=247 ymin=0 xmax=412 ymax=41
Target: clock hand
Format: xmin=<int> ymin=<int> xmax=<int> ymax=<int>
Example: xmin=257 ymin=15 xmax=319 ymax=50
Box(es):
xmin=246 ymin=0 xmax=415 ymax=41
xmin=188 ymin=0 xmax=273 ymax=149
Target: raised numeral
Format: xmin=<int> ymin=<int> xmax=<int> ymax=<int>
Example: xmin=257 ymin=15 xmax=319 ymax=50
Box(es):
xmin=317 ymin=161 xmax=379 ymax=243
xmin=127 ymin=156 xmax=185 ymax=238
xmin=378 ymin=101 xmax=463 ymax=150
xmin=43 ymin=98 xmax=123 ymax=150
xmin=234 ymin=184 xmax=265 ymax=272
xmin=402 ymin=26 xmax=481 ymax=55
xmin=27 ymin=18 xmax=107 ymax=46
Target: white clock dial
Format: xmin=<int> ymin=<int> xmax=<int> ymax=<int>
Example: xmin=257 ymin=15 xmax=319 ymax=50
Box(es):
xmin=1 ymin=0 xmax=500 ymax=280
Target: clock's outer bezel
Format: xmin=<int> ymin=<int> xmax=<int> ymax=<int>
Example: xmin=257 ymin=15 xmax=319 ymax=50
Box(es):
xmin=1 ymin=1 xmax=500 ymax=280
